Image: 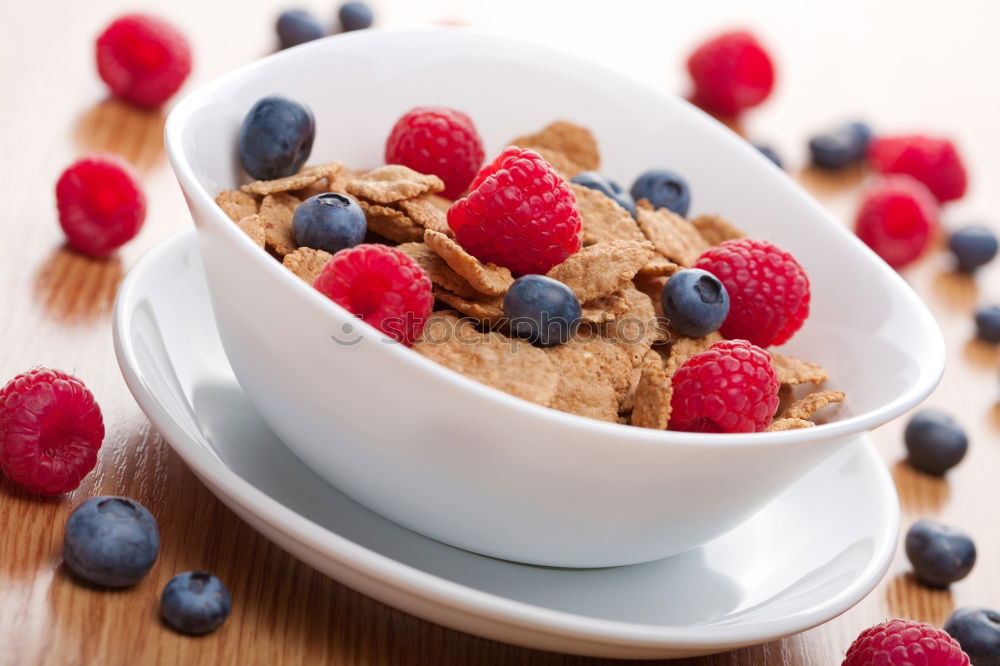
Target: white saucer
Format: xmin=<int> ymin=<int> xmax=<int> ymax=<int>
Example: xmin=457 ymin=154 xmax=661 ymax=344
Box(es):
xmin=113 ymin=232 xmax=899 ymax=659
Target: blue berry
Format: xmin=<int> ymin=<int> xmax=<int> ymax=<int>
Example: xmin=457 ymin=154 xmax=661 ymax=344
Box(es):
xmin=660 ymin=269 xmax=730 ymax=338
xmin=276 ymin=9 xmax=324 ymax=49
xmin=161 ymin=570 xmax=232 ymax=635
xmin=293 ymin=193 xmax=366 ymax=254
xmin=904 ymin=519 xmax=976 ymax=588
xmin=570 ymin=171 xmax=637 ymax=217
xmin=976 ymin=306 xmax=1000 ymax=343
xmin=338 ymin=2 xmax=374 ymax=31
xmin=503 ymin=275 xmax=581 ymax=347
xmin=754 ymin=144 xmax=783 ymax=169
xmin=949 ymin=225 xmax=998 ymax=272
xmin=630 ymin=170 xmax=690 ymax=217
xmin=238 ymin=96 xmax=315 ymax=181
xmin=808 ymin=121 xmax=872 ymax=169
xmin=903 ymin=409 xmax=968 ymax=475
xmin=63 ymin=496 xmax=159 ymax=587
xmin=944 ymin=607 xmax=1000 ymax=666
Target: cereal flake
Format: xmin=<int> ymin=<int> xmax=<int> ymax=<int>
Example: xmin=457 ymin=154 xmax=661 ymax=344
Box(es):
xmin=766 ymin=418 xmax=815 ymax=432
xmin=424 ymin=230 xmax=514 ymax=296
xmin=631 ymin=349 xmax=672 ymax=429
xmin=358 ymin=201 xmax=425 ymax=243
xmin=399 ymin=196 xmax=453 ymax=236
xmin=282 ymin=247 xmax=333 ymax=284
xmin=241 ymin=162 xmax=343 ymax=196
xmin=258 ymin=192 xmax=301 ymax=257
xmin=433 ymin=287 xmax=506 ymax=325
xmin=771 ymin=353 xmax=829 ymax=385
xmin=635 ymin=200 xmax=710 ymax=266
xmin=692 ymin=214 xmax=745 ymax=246
xmin=569 ymin=183 xmax=646 ymax=246
xmin=781 ymin=390 xmax=845 ymax=420
xmin=216 ymin=190 xmax=259 ymax=222
xmin=397 ymin=242 xmax=479 ymax=299
xmin=547 ymin=240 xmax=655 ymax=303
xmin=346 ymin=165 xmax=445 ymax=204
xmin=510 ymin=120 xmax=600 ymax=171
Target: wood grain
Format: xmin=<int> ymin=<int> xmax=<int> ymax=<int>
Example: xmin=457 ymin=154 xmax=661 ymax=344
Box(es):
xmin=1 ymin=1 xmax=999 ymax=664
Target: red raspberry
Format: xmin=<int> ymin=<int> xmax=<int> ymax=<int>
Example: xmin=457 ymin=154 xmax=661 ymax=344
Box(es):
xmin=96 ymin=14 xmax=192 ymax=109
xmin=314 ymin=244 xmax=434 ymax=346
xmin=0 ymin=368 xmax=104 ymax=495
xmin=385 ymin=107 xmax=485 ymax=200
xmin=55 ymin=154 xmax=146 ymax=257
xmin=868 ymin=135 xmax=968 ymax=203
xmin=843 ymin=619 xmax=970 ymax=666
xmin=686 ymin=31 xmax=775 ymax=116
xmin=695 ymin=239 xmax=810 ymax=348
xmin=669 ymin=340 xmax=779 ymax=433
xmin=856 ymin=175 xmax=940 ymax=269
xmin=447 ymin=147 xmax=582 ymax=275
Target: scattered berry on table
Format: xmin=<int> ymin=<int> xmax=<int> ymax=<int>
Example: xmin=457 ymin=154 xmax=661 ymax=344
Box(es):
xmin=842 ymin=619 xmax=970 ymax=666
xmin=905 ymin=519 xmax=976 ymax=588
xmin=0 ymin=368 xmax=104 ymax=495
xmin=695 ymin=239 xmax=810 ymax=348
xmin=686 ymin=30 xmax=775 ymax=116
xmin=753 ymin=144 xmax=783 ymax=169
xmin=944 ymin=607 xmax=1000 ymax=666
xmin=855 ymin=174 xmax=939 ymax=269
xmin=975 ymin=306 xmax=1000 ymax=343
xmin=293 ymin=193 xmax=366 ymax=254
xmin=56 ymin=153 xmax=147 ymax=257
xmin=95 ymin=13 xmax=192 ymax=108
xmin=904 ymin=409 xmax=968 ymax=475
xmin=63 ymin=496 xmax=159 ymax=587
xmin=949 ymin=225 xmax=998 ymax=272
xmin=239 ymin=96 xmax=315 ymax=181
xmin=868 ymin=134 xmax=968 ymax=203
xmin=160 ymin=570 xmax=232 ymax=635
xmin=313 ymin=244 xmax=433 ymax=346
xmin=385 ymin=106 xmax=484 ymax=200
xmin=448 ymin=146 xmax=581 ymax=275
xmin=660 ymin=268 xmax=730 ymax=338
xmin=630 ymin=169 xmax=691 ymax=217
xmin=338 ymin=1 xmax=374 ymax=31
xmin=503 ymin=275 xmax=582 ymax=347
xmin=570 ymin=171 xmax=637 ymax=216
xmin=808 ymin=121 xmax=871 ymax=170
xmin=276 ymin=9 xmax=324 ymax=49
xmin=669 ymin=339 xmax=779 ymax=433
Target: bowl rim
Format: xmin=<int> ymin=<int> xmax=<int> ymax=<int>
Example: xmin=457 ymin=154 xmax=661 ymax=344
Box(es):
xmin=164 ymin=26 xmax=946 ymax=449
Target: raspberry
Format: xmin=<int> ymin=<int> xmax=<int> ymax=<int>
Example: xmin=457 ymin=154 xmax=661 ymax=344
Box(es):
xmin=96 ymin=13 xmax=192 ymax=109
xmin=385 ymin=107 xmax=485 ymax=199
xmin=55 ymin=154 xmax=146 ymax=257
xmin=0 ymin=368 xmax=104 ymax=495
xmin=694 ymin=239 xmax=810 ymax=348
xmin=313 ymin=244 xmax=433 ymax=346
xmin=669 ymin=340 xmax=779 ymax=433
xmin=868 ymin=135 xmax=968 ymax=203
xmin=686 ymin=31 xmax=775 ymax=116
xmin=855 ymin=175 xmax=940 ymax=269
xmin=843 ymin=619 xmax=970 ymax=666
xmin=448 ymin=147 xmax=582 ymax=275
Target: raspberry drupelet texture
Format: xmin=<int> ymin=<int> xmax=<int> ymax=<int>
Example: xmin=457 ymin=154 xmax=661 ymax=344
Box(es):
xmin=56 ymin=154 xmax=147 ymax=257
xmin=842 ymin=619 xmax=970 ymax=666
xmin=669 ymin=340 xmax=779 ymax=433
xmin=95 ymin=13 xmax=192 ymax=109
xmin=385 ymin=107 xmax=485 ymax=200
xmin=447 ymin=147 xmax=582 ymax=275
xmin=313 ymin=244 xmax=434 ymax=346
xmin=868 ymin=135 xmax=968 ymax=203
xmin=855 ymin=175 xmax=940 ymax=269
xmin=0 ymin=368 xmax=105 ymax=495
xmin=694 ymin=239 xmax=810 ymax=348
xmin=686 ymin=30 xmax=775 ymax=116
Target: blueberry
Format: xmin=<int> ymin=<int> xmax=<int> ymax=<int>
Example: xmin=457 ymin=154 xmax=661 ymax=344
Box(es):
xmin=160 ymin=570 xmax=232 ymax=635
xmin=949 ymin=225 xmax=999 ymax=272
xmin=338 ymin=1 xmax=374 ymax=31
xmin=503 ymin=275 xmax=581 ymax=347
xmin=276 ymin=9 xmax=324 ymax=49
xmin=570 ymin=171 xmax=637 ymax=217
xmin=808 ymin=121 xmax=872 ymax=169
xmin=944 ymin=607 xmax=1000 ymax=666
xmin=630 ymin=169 xmax=690 ymax=217
xmin=903 ymin=409 xmax=968 ymax=475
xmin=238 ymin=96 xmax=315 ymax=181
xmin=660 ymin=269 xmax=730 ymax=338
xmin=976 ymin=306 xmax=1000 ymax=343
xmin=754 ymin=144 xmax=783 ymax=169
xmin=293 ymin=193 xmax=366 ymax=254
xmin=63 ymin=496 xmax=159 ymax=587
xmin=904 ymin=519 xmax=976 ymax=588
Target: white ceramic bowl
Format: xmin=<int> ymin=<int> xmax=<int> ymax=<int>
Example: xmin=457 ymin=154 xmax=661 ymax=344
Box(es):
xmin=164 ymin=28 xmax=943 ymax=568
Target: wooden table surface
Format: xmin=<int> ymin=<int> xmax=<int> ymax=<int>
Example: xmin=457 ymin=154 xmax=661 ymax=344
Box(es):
xmin=2 ymin=1 xmax=998 ymax=663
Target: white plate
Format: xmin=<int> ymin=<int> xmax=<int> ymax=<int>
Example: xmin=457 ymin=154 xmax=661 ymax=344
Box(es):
xmin=113 ymin=232 xmax=899 ymax=659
